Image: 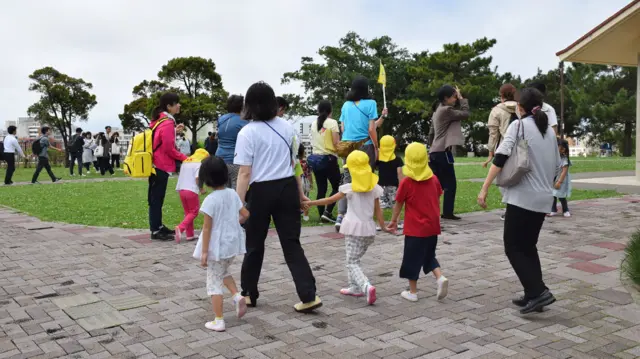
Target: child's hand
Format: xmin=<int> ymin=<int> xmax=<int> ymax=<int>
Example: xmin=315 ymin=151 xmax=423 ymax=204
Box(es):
xmin=554 ymin=182 xmax=561 ymax=190
xmin=200 ymin=253 xmax=208 ymax=268
xmin=386 ymin=220 xmax=398 ymax=235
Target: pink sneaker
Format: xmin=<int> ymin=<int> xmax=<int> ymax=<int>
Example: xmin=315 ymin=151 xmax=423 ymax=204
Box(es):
xmin=175 ymin=227 xmax=182 ymax=244
xmin=366 ymin=284 xmax=377 ymax=305
xmin=234 ymin=294 xmax=247 ymax=319
xmin=339 ymin=287 xmax=364 ymax=297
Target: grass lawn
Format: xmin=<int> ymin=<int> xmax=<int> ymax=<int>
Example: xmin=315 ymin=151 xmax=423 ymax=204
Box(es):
xmin=0 ymin=178 xmax=619 ymax=230
xmin=0 ymin=166 xmax=126 ymax=183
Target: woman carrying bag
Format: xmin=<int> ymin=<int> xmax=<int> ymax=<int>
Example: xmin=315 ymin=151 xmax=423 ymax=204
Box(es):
xmin=95 ymin=132 xmax=114 ymax=176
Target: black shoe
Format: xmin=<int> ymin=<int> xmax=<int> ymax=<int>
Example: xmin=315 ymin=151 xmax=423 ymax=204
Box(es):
xmin=31 ymin=181 xmax=41 ymax=185
xmin=520 ymin=290 xmax=555 ymax=314
xmin=441 ymin=214 xmax=461 ymax=221
xmin=512 ymin=296 xmax=542 ymax=312
xmin=151 ymin=231 xmax=174 ymax=241
xmin=321 ymin=212 xmax=336 ymax=223
xmin=159 ymin=226 xmax=173 ymax=235
xmin=242 ymin=293 xmax=257 ymax=307
xmin=500 ymin=214 xmax=505 ymax=221
xmin=53 ymin=178 xmax=62 ymax=183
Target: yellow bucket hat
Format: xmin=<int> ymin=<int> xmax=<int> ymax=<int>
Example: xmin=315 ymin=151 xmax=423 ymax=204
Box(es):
xmin=183 ymin=149 xmax=210 ymax=163
xmin=343 ymin=150 xmax=378 ymax=192
xmin=402 ymin=142 xmax=433 ymax=181
xmin=378 ymin=135 xmax=396 ymax=162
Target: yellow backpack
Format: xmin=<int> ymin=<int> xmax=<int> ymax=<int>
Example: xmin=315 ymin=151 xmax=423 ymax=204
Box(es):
xmin=123 ymin=119 xmax=166 ymax=178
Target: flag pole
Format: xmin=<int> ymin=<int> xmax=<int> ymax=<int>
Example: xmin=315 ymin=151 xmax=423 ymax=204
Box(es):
xmin=382 ymin=84 xmax=387 ymax=109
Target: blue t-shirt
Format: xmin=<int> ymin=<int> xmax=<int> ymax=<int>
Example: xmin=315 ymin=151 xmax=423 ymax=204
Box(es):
xmin=339 ymin=99 xmax=378 ymax=142
xmin=216 ymin=113 xmax=250 ymax=164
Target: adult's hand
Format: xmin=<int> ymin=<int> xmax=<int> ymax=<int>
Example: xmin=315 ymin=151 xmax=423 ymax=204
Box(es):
xmin=176 ymin=124 xmax=185 ymax=133
xmin=381 ymin=108 xmax=388 ymax=117
xmin=477 ymin=188 xmax=489 ymax=209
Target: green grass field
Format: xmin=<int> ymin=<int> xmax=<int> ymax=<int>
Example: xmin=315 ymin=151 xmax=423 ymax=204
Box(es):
xmin=0 ymin=178 xmax=619 ymax=229
xmin=0 ymin=165 xmax=126 ymax=183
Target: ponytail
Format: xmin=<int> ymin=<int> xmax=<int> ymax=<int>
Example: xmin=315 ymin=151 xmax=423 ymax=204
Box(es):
xmin=151 ymin=105 xmax=163 ymax=121
xmin=316 ymin=100 xmax=332 ymax=132
xmin=151 ymin=92 xmax=180 ymax=121
xmin=532 ymin=109 xmax=549 ymax=137
xmin=518 ymin=87 xmax=548 ymax=137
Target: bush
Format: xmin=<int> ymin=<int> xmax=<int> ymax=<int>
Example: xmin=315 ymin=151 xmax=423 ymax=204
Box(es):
xmin=622 ymin=230 xmax=640 ymax=287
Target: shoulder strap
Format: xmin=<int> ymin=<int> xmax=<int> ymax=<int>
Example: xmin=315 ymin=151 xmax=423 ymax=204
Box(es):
xmin=263 ymin=121 xmax=294 ymax=165
xmin=353 ymin=101 xmax=370 ymax=119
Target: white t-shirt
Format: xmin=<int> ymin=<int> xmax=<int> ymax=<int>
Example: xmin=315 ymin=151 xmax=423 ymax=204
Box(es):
xmin=338 ymin=183 xmax=384 ymax=237
xmin=193 ymin=188 xmax=246 ymax=261
xmin=542 ymin=103 xmax=558 ymax=128
xmin=234 ymin=117 xmax=298 ymax=184
xmin=176 ymin=162 xmax=202 ymax=194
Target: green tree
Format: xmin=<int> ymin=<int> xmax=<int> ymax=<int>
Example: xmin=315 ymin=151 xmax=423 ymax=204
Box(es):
xmin=119 ymin=80 xmax=169 ymax=132
xmin=27 ymin=67 xmax=97 ymax=164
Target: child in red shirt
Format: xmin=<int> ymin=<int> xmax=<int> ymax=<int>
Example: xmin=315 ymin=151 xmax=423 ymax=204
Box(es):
xmin=387 ymin=142 xmax=449 ymax=302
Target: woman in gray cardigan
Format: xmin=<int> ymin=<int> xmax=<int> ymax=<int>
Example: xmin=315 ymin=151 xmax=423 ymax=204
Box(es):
xmin=477 ymin=87 xmax=561 ymax=315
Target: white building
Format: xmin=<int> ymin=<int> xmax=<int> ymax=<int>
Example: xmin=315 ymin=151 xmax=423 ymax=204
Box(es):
xmin=16 ymin=117 xmax=41 ymax=139
xmin=289 ymin=116 xmax=316 ymax=155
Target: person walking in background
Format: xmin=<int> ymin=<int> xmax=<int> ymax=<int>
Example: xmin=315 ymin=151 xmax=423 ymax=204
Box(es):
xmin=69 ymin=127 xmax=85 ymax=177
xmin=308 ymin=100 xmax=341 ymax=223
xmin=205 ymin=132 xmax=218 ymax=156
xmin=276 ymin=96 xmax=289 ymax=118
xmin=297 ymin=144 xmax=313 ymax=221
xmin=216 ymin=94 xmax=249 ymax=190
xmin=105 ymin=126 xmax=112 ymax=140
xmin=175 ymin=149 xmax=209 ymax=243
xmin=95 ymin=132 xmax=114 ymax=176
xmin=82 ymin=132 xmax=98 ymax=174
xmin=376 ymin=135 xmax=403 ymax=209
xmin=549 ymin=139 xmax=572 ymax=218
xmin=110 ymin=132 xmax=121 ymax=170
xmin=3 ymin=125 xmax=24 ymax=185
xmin=31 ymin=126 xmax=62 ymax=184
xmin=387 ymin=143 xmax=448 ymax=302
xmin=234 ymin=81 xmax=321 ymax=313
xmin=177 ymin=133 xmax=191 ymax=157
xmin=529 ymin=82 xmax=558 ymax=135
xmin=477 ymin=87 xmax=560 ymax=314
xmin=148 ymin=92 xmax=188 ymax=241
xmin=484 ymin=84 xmax=518 ymax=168
xmin=428 ymin=85 xmax=469 ymax=221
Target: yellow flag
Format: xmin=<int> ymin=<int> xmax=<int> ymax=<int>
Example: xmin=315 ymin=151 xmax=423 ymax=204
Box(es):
xmin=377 ymin=61 xmax=386 ymax=87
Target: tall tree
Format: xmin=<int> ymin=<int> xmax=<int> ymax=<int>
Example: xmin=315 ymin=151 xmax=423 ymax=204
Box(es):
xmin=119 ymin=80 xmax=169 ymax=132
xmin=27 ymin=67 xmax=97 ymax=164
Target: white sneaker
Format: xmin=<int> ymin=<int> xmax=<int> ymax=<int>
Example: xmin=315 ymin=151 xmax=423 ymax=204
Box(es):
xmin=303 ymin=215 xmax=310 ymax=222
xmin=401 ymin=290 xmax=418 ymax=302
xmin=437 ymin=276 xmax=449 ymax=300
xmin=547 ymin=212 xmax=557 ymax=217
xmin=233 ymin=293 xmax=247 ymax=319
xmin=205 ymin=318 xmax=225 ymax=332
xmin=563 ymin=212 xmax=571 ymax=218
xmin=81 ymin=174 xmax=87 ymax=177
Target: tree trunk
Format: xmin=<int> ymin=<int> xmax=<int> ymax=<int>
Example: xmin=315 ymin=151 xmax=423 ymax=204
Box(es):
xmin=623 ymin=120 xmax=634 ymax=157
xmin=191 ymin=128 xmax=198 ymax=150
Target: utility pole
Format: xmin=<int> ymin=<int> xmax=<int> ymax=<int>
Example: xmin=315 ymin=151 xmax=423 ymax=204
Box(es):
xmin=559 ymin=61 xmax=565 ymax=139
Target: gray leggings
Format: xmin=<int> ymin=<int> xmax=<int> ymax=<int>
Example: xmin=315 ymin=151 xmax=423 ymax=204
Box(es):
xmin=338 ymin=143 xmax=376 ymax=216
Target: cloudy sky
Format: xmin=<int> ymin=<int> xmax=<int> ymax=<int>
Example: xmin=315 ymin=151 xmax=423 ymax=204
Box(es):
xmin=1 ymin=0 xmax=631 ymax=132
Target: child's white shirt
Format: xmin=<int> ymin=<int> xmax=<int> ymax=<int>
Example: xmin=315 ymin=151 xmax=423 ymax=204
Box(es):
xmin=176 ymin=162 xmax=202 ymax=194
xmin=338 ymin=184 xmax=383 ymax=237
xmin=193 ymin=188 xmax=246 ymax=261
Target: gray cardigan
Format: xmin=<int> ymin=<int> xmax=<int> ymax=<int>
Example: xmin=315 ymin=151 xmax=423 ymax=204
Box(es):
xmin=496 ymin=117 xmax=561 ymax=214
xmin=428 ymin=99 xmax=469 ymax=152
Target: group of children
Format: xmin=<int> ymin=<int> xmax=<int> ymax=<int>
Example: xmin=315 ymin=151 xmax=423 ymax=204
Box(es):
xmin=173 ymin=133 xmax=572 ymax=333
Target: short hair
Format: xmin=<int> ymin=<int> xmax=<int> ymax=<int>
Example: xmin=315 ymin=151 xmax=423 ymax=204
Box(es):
xmin=41 ymin=126 xmax=50 ymax=134
xmin=243 ymin=82 xmax=278 ymax=121
xmin=499 ymin=83 xmax=517 ymax=101
xmin=7 ymin=125 xmax=16 ymax=135
xmin=105 ymin=126 xmax=111 ymax=130
xmin=436 ymin=85 xmax=456 ymax=103
xmin=276 ymin=96 xmax=289 ymax=110
xmin=529 ymin=81 xmax=546 ymax=95
xmin=226 ymin=94 xmax=244 ymax=113
xmin=76 ymin=127 xmax=83 ymax=133
xmin=198 ymin=156 xmax=229 ymax=188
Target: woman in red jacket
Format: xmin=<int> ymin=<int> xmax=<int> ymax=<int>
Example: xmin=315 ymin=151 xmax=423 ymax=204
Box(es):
xmin=149 ymin=93 xmax=189 ymax=240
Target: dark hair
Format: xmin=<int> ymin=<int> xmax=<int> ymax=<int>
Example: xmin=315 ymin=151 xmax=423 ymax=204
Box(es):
xmin=227 ymin=94 xmax=244 ymax=114
xmin=346 ymin=76 xmax=370 ymax=102
xmin=518 ymin=87 xmax=549 ymax=136
xmin=199 ymin=156 xmax=228 ymax=188
xmin=7 ymin=125 xmax=17 ymax=135
xmin=208 ymin=132 xmax=212 ymax=136
xmin=76 ymin=127 xmax=83 ymax=133
xmin=276 ymin=96 xmax=289 ymax=111
xmin=499 ymin=83 xmax=517 ymax=101
xmin=85 ymin=131 xmax=92 ymax=138
xmin=436 ymin=85 xmax=456 ymax=103
xmin=243 ymin=82 xmax=278 ymax=121
xmin=297 ymin=143 xmax=306 ymax=159
xmin=151 ymin=92 xmax=180 ymax=120
xmin=105 ymin=126 xmax=111 ymax=130
xmin=529 ymin=81 xmax=546 ymax=95
xmin=41 ymin=126 xmax=50 ymax=135
xmin=557 ymin=138 xmax=571 ymax=164
xmin=316 ymin=100 xmax=332 ymax=132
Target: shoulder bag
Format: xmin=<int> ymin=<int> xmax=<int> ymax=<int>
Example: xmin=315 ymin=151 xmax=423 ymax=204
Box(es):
xmin=495 ymin=120 xmax=531 ymax=187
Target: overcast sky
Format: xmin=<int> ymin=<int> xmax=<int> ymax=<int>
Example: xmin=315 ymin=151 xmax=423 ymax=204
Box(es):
xmin=1 ymin=0 xmax=631 ymax=132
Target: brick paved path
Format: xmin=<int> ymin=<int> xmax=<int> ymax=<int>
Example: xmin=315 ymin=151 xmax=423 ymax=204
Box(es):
xmin=1 ymin=197 xmax=640 ymax=358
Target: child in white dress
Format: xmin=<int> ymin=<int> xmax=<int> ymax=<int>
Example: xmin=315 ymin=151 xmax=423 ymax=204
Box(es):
xmin=305 ymin=150 xmax=388 ymax=305
xmin=193 ymin=156 xmax=249 ymax=332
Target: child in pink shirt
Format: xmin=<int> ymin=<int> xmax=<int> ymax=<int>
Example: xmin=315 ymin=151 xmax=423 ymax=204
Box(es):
xmin=175 ymin=149 xmax=209 ymax=243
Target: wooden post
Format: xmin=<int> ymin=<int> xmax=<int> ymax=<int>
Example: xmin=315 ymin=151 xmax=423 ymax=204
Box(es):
xmin=559 ymin=61 xmax=565 ymax=140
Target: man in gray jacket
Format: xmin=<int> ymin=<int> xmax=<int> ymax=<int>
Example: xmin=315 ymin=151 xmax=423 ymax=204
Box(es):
xmin=31 ymin=126 xmax=62 ymax=184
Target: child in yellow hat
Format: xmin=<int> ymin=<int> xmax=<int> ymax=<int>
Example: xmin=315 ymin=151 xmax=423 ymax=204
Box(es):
xmin=304 ymin=150 xmax=388 ymax=305
xmin=175 ymin=149 xmax=210 ymax=243
xmin=387 ymin=143 xmax=449 ymax=302
xmin=376 ymin=135 xmax=404 ymax=209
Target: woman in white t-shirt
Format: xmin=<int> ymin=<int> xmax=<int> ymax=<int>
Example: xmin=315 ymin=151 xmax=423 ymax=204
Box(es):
xmin=234 ymin=81 xmax=322 ymax=314
xmin=308 ymin=100 xmax=340 ymax=223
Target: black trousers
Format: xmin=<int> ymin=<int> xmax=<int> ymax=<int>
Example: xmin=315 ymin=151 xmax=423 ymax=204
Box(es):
xmin=97 ymin=157 xmax=114 ymax=175
xmin=504 ymin=204 xmax=547 ymax=298
xmin=552 ymin=197 xmax=569 ymax=213
xmin=399 ymin=235 xmax=440 ymax=281
xmin=429 ymin=151 xmax=457 ymax=216
xmin=241 ymin=176 xmax=317 ymax=303
xmin=148 ymin=169 xmax=169 ymax=232
xmin=312 ymin=155 xmax=341 ymax=217
xmin=32 ymin=157 xmax=56 ymax=183
xmin=111 ymin=154 xmax=120 ymax=169
xmin=70 ymin=152 xmax=83 ymax=175
xmin=3 ymin=153 xmax=16 ymax=184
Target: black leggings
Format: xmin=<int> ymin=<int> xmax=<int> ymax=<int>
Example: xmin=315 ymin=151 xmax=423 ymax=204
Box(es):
xmin=504 ymin=204 xmax=547 ymax=299
xmin=312 ymin=155 xmax=341 ymax=217
xmin=552 ymin=197 xmax=569 ymax=213
xmin=98 ymin=157 xmax=114 ymax=175
xmin=111 ymin=154 xmax=120 ymax=169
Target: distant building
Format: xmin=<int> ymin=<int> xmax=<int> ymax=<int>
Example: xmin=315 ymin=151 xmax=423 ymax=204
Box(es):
xmin=566 ymin=135 xmax=600 ymax=157
xmin=289 ymin=116 xmax=316 ymax=155
xmin=16 ymin=117 xmax=41 ymax=139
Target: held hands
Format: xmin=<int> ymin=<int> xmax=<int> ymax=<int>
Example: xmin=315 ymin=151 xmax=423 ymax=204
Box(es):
xmin=200 ymin=252 xmax=208 ymax=268
xmin=300 ymin=195 xmax=311 ymax=211
xmin=386 ymin=220 xmax=398 ymax=235
xmin=477 ymin=188 xmax=488 ymax=209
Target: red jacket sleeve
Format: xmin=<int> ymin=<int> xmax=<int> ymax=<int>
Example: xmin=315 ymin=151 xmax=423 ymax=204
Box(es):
xmin=158 ymin=121 xmax=188 ymax=162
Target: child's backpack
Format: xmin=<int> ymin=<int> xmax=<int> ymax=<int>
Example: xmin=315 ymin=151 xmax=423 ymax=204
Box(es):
xmin=123 ymin=119 xmax=166 ymax=178
xmin=31 ymin=137 xmax=43 ymax=156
